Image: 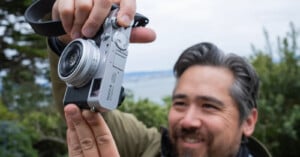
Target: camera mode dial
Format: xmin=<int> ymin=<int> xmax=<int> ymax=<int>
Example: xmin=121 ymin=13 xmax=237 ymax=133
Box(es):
xmin=113 ymin=31 xmax=129 ymax=51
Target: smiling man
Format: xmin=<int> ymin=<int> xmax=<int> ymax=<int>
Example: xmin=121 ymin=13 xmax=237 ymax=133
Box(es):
xmin=167 ymin=43 xmax=261 ymax=156
xmin=55 ymin=43 xmax=271 ymax=157
xmin=46 ymin=0 xmax=271 ymax=156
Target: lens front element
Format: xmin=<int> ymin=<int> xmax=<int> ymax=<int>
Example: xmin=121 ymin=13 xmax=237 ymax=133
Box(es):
xmin=58 ymin=39 xmax=100 ymax=87
xmin=59 ymin=42 xmax=82 ymax=77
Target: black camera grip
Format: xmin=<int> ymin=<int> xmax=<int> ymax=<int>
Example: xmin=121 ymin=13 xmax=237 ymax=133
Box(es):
xmin=25 ymin=0 xmax=149 ymax=37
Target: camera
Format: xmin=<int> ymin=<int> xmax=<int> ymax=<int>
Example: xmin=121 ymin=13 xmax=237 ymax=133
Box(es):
xmin=58 ymin=8 xmax=136 ymax=112
xmin=25 ymin=0 xmax=149 ymax=112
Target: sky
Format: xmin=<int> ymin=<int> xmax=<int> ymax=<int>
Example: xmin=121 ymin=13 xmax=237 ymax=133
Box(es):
xmin=125 ymin=0 xmax=300 ymax=72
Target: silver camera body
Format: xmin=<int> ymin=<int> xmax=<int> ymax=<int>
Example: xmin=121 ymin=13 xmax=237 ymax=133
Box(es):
xmin=58 ymin=8 xmax=132 ymax=112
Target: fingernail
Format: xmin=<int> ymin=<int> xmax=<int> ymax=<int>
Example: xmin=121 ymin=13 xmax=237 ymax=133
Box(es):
xmin=66 ymin=107 xmax=77 ymax=117
xmin=120 ymin=15 xmax=131 ymax=26
xmin=83 ymin=28 xmax=94 ymax=37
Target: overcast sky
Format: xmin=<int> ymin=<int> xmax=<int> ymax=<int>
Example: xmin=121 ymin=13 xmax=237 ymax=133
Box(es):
xmin=124 ymin=0 xmax=300 ymax=72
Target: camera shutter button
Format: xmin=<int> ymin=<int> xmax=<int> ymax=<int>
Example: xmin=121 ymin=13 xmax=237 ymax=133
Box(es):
xmin=113 ymin=31 xmax=129 ymax=51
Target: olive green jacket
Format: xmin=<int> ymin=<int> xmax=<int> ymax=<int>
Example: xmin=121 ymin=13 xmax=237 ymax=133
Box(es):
xmin=48 ymin=43 xmax=271 ymax=157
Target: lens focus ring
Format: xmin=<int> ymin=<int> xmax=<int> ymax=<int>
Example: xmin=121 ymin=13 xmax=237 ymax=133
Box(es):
xmin=58 ymin=39 xmax=100 ymax=87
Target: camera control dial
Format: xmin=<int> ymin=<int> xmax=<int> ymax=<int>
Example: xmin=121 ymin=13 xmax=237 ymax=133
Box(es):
xmin=113 ymin=31 xmax=129 ymax=51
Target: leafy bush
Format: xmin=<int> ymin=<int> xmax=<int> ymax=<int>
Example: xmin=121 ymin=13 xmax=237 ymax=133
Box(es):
xmin=0 ymin=121 xmax=38 ymax=157
xmin=119 ymin=93 xmax=169 ymax=129
xmin=251 ymin=23 xmax=300 ymax=156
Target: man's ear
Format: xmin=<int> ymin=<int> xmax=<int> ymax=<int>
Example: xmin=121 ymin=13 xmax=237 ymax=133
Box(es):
xmin=242 ymin=108 xmax=258 ymax=137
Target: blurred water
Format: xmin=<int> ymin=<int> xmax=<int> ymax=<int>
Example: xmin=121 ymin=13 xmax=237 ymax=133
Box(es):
xmin=123 ymin=73 xmax=175 ymax=105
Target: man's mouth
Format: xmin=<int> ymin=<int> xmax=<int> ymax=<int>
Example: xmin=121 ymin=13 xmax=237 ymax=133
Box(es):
xmin=173 ymin=127 xmax=208 ymax=151
xmin=172 ymin=129 xmax=209 ymax=156
xmin=180 ymin=134 xmax=205 ymax=147
xmin=182 ymin=136 xmax=204 ymax=143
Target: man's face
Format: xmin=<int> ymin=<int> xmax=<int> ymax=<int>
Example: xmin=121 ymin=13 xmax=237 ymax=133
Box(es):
xmin=168 ymin=65 xmax=253 ymax=157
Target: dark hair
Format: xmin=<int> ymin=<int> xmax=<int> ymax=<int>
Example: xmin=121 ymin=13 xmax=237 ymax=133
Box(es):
xmin=173 ymin=42 xmax=259 ymax=123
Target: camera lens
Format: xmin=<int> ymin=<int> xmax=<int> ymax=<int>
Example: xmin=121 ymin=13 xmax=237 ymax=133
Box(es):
xmin=59 ymin=42 xmax=82 ymax=77
xmin=58 ymin=39 xmax=101 ymax=87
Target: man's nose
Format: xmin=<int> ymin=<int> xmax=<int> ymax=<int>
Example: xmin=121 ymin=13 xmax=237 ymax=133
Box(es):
xmin=180 ymin=106 xmax=202 ymax=129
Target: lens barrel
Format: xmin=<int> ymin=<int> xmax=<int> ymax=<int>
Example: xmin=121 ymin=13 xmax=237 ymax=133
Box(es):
xmin=58 ymin=39 xmax=100 ymax=87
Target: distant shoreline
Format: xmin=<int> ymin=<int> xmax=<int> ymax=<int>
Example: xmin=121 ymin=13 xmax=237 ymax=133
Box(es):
xmin=123 ymin=70 xmax=175 ymax=105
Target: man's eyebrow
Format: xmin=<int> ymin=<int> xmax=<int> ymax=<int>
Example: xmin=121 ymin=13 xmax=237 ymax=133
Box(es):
xmin=172 ymin=94 xmax=225 ymax=106
xmin=172 ymin=94 xmax=187 ymax=100
xmin=196 ymin=96 xmax=224 ymax=106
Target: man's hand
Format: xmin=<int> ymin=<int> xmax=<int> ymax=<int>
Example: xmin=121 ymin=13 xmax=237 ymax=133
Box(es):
xmin=65 ymin=104 xmax=120 ymax=157
xmin=52 ymin=0 xmax=156 ymax=43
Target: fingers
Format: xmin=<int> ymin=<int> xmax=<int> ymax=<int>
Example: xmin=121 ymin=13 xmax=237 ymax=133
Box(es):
xmin=82 ymin=0 xmax=112 ymax=37
xmin=52 ymin=0 xmax=74 ymax=43
xmin=82 ymin=0 xmax=137 ymax=36
xmin=57 ymin=0 xmax=75 ymax=34
xmin=130 ymin=27 xmax=156 ymax=43
xmin=65 ymin=104 xmax=120 ymax=157
xmin=53 ymin=0 xmax=110 ymax=39
xmin=51 ymin=1 xmax=59 ymax=21
xmin=82 ymin=110 xmax=120 ymax=157
xmin=72 ymin=0 xmax=94 ymax=38
xmin=65 ymin=105 xmax=99 ymax=157
xmin=52 ymin=0 xmax=156 ymax=43
xmin=66 ymin=114 xmax=83 ymax=157
xmin=117 ymin=0 xmax=136 ymax=27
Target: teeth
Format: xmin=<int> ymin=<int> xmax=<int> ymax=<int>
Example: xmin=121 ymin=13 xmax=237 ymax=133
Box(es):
xmin=183 ymin=136 xmax=203 ymax=143
xmin=184 ymin=137 xmax=198 ymax=143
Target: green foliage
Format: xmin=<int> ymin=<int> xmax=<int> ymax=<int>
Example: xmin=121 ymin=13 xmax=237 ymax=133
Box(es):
xmin=20 ymin=109 xmax=67 ymax=142
xmin=0 ymin=1 xmax=67 ymax=156
xmin=0 ymin=106 xmax=68 ymax=157
xmin=0 ymin=101 xmax=18 ymax=120
xmin=2 ymin=80 xmax=52 ymax=114
xmin=119 ymin=93 xmax=169 ymax=129
xmin=251 ymin=23 xmax=300 ymax=156
xmin=0 ymin=0 xmax=49 ymax=114
xmin=0 ymin=121 xmax=38 ymax=157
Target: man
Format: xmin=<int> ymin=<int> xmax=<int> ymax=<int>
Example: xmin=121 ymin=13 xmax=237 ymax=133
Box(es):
xmin=59 ymin=43 xmax=271 ymax=157
xmin=48 ymin=0 xmax=271 ymax=156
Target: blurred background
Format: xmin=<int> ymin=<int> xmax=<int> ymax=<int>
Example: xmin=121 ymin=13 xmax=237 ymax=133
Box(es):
xmin=0 ymin=0 xmax=299 ymax=156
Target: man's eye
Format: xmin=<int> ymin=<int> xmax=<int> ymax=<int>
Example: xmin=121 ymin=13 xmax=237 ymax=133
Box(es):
xmin=203 ymin=103 xmax=219 ymax=110
xmin=172 ymin=101 xmax=187 ymax=111
xmin=173 ymin=101 xmax=186 ymax=106
xmin=172 ymin=100 xmax=188 ymax=107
